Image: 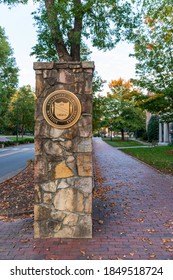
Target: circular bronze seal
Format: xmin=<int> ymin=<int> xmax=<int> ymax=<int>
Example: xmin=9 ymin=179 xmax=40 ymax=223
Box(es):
xmin=42 ymin=90 xmax=81 ymax=129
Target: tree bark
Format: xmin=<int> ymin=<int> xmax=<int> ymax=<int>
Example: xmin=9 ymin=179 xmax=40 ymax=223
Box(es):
xmin=121 ymin=129 xmax=125 ymax=140
xmin=70 ymin=0 xmax=83 ymax=61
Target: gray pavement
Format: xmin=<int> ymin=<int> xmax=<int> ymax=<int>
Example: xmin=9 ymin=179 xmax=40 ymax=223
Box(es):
xmin=0 ymin=144 xmax=34 ymax=182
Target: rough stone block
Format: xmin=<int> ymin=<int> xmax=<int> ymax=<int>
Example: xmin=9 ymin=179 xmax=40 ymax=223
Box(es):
xmin=76 ymin=138 xmax=92 ymax=153
xmin=53 ymin=188 xmax=84 ymax=212
xmin=34 ymin=205 xmax=51 ymax=221
xmin=74 ymin=177 xmax=93 ymax=193
xmin=43 ymin=193 xmax=52 ymax=204
xmin=50 ymin=210 xmax=66 ymax=221
xmin=41 ymin=181 xmax=57 ymax=192
xmin=33 ymin=62 xmax=54 ymax=70
xmin=44 ymin=140 xmax=63 ymax=157
xmin=77 ymin=153 xmax=92 ymax=176
xmin=84 ymin=194 xmax=92 ymax=213
xmin=34 ymin=185 xmax=42 ymax=204
xmin=82 ymin=61 xmax=95 ymax=69
xmin=63 ymin=213 xmax=79 ymax=226
xmin=57 ymin=180 xmax=69 ymax=189
xmin=78 ymin=115 xmax=92 ymax=138
xmin=54 ymin=162 xmax=74 ymax=179
xmin=53 ymin=226 xmax=74 ymax=238
xmin=34 ymin=159 xmax=48 ymax=182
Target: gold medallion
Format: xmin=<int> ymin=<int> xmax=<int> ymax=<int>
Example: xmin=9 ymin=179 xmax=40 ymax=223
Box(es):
xmin=42 ymin=90 xmax=81 ymax=129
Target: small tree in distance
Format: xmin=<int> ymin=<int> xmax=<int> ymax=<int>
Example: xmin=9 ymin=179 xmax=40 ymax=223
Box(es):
xmin=107 ymin=78 xmax=146 ymax=140
xmin=6 ymin=85 xmax=36 ymax=136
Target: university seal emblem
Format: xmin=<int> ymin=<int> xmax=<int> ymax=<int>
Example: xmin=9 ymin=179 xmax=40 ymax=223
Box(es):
xmin=42 ymin=90 xmax=81 ymax=129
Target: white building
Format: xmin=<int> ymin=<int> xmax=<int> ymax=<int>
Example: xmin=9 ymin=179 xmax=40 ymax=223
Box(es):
xmin=159 ymin=121 xmax=173 ymax=145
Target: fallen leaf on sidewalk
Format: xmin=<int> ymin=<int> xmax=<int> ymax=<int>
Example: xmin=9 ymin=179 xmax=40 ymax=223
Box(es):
xmin=135 ymin=218 xmax=144 ymax=223
xmin=165 ymin=246 xmax=173 ymax=252
xmin=80 ymin=250 xmax=86 ymax=256
xmin=109 ymin=202 xmax=116 ymax=207
xmin=20 ymin=239 xmax=30 ymax=243
xmin=162 ymin=239 xmax=173 ymax=244
xmin=0 ymin=163 xmax=34 ymax=219
xmin=145 ymin=229 xmax=158 ymax=233
xmin=141 ymin=237 xmax=153 ymax=245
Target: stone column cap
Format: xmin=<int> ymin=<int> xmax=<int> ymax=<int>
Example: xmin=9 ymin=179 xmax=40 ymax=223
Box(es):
xmin=33 ymin=61 xmax=95 ymax=70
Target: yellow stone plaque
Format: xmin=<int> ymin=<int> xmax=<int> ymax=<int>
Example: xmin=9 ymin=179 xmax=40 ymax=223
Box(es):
xmin=42 ymin=90 xmax=82 ymax=129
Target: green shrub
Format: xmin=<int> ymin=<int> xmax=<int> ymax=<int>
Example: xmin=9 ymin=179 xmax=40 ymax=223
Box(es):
xmin=0 ymin=138 xmax=34 ymax=147
xmin=17 ymin=138 xmax=34 ymax=144
xmin=0 ymin=141 xmax=14 ymax=147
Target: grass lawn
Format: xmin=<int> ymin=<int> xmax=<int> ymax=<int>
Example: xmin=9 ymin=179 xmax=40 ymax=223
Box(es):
xmin=103 ymin=137 xmax=147 ymax=147
xmin=121 ymin=146 xmax=173 ymax=174
xmin=0 ymin=135 xmax=34 ymax=146
xmin=7 ymin=135 xmax=34 ymax=141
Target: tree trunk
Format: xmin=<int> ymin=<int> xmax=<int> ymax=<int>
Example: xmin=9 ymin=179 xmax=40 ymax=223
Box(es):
xmin=44 ymin=0 xmax=83 ymax=61
xmin=121 ymin=129 xmax=125 ymax=140
xmin=44 ymin=0 xmax=72 ymax=61
xmin=111 ymin=130 xmax=113 ymax=141
xmin=70 ymin=0 xmax=83 ymax=61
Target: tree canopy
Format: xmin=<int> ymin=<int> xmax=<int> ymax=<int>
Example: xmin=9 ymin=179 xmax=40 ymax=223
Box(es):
xmin=131 ymin=0 xmax=173 ymax=122
xmin=93 ymin=78 xmax=145 ymax=139
xmin=1 ymin=0 xmax=141 ymax=61
xmin=6 ymin=85 xmax=36 ymax=135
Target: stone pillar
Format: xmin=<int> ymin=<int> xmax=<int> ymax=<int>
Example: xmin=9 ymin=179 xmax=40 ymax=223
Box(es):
xmin=34 ymin=62 xmax=94 ymax=238
xmin=164 ymin=122 xmax=169 ymax=143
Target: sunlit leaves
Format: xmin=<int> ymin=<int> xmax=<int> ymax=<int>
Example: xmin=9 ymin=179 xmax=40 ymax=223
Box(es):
xmin=93 ymin=78 xmax=145 ymax=137
xmin=0 ymin=26 xmax=18 ymax=131
xmin=2 ymin=0 xmax=142 ymax=60
xmin=132 ymin=0 xmax=173 ymax=122
xmin=7 ymin=85 xmax=36 ymax=135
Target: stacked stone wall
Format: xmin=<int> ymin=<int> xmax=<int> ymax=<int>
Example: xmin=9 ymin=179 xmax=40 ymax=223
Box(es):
xmin=34 ymin=62 xmax=94 ymax=238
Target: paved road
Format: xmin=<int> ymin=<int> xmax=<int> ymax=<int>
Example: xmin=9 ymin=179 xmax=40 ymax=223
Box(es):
xmin=0 ymin=144 xmax=34 ymax=182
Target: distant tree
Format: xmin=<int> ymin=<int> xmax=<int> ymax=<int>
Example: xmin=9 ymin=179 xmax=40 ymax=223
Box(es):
xmin=0 ymin=26 xmax=18 ymax=132
xmin=147 ymin=115 xmax=159 ymax=142
xmin=6 ymin=85 xmax=36 ymax=136
xmin=93 ymin=78 xmax=146 ymax=140
xmin=107 ymin=78 xmax=146 ymax=140
xmin=92 ymin=72 xmax=106 ymax=134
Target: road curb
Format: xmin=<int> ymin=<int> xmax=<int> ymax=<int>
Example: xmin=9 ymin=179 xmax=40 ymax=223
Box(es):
xmin=0 ymin=161 xmax=34 ymax=184
xmin=0 ymin=210 xmax=34 ymax=219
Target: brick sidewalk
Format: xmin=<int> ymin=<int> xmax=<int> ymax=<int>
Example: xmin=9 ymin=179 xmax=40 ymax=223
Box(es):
xmin=0 ymin=138 xmax=173 ymax=260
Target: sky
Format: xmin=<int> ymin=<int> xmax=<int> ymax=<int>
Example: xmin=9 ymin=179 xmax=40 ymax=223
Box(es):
xmin=0 ymin=2 xmax=137 ymax=94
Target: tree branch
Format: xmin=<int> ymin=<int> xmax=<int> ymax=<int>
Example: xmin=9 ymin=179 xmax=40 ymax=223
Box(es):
xmin=44 ymin=0 xmax=72 ymax=61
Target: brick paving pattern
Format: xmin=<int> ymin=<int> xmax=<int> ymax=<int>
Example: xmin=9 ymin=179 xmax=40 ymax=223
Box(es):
xmin=0 ymin=138 xmax=173 ymax=260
